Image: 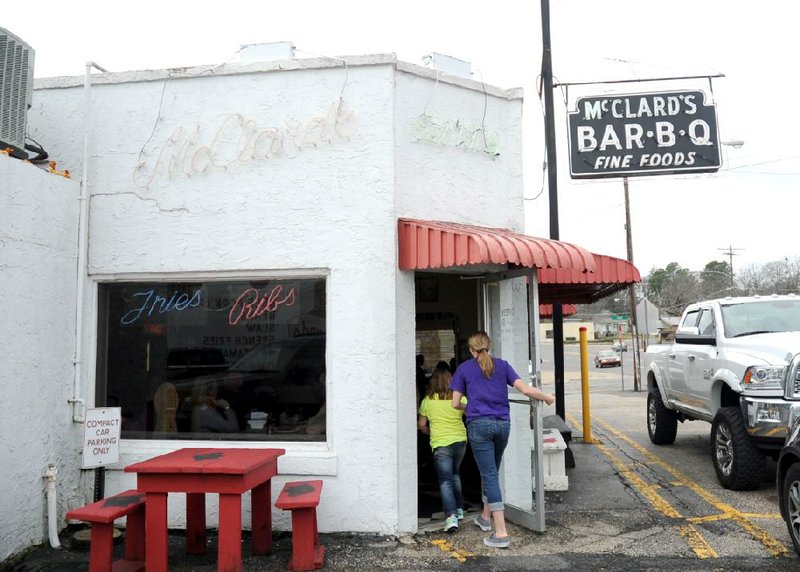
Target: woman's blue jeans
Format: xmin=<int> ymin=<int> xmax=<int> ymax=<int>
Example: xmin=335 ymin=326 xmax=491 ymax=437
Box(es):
xmin=432 ymin=441 xmax=467 ymax=518
xmin=467 ymin=418 xmax=510 ymax=512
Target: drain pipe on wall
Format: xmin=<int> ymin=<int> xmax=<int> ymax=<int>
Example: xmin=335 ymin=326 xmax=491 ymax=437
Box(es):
xmin=44 ymin=465 xmax=61 ymax=549
xmin=69 ymin=61 xmax=108 ymax=423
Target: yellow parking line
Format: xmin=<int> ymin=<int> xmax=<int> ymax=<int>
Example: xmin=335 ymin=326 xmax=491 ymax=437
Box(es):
xmin=586 ymin=414 xmax=789 ymax=558
xmin=431 ymin=538 xmax=474 ymax=563
xmin=593 ymin=441 xmax=717 ymax=558
xmin=739 ymin=513 xmax=784 ymax=520
xmin=679 ymin=524 xmax=718 ymax=559
xmin=689 ymin=513 xmax=783 ymax=523
xmin=595 ymin=443 xmax=682 ymax=519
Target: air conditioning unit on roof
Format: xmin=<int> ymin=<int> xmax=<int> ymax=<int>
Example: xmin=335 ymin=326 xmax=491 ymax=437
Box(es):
xmin=0 ymin=27 xmax=35 ymax=159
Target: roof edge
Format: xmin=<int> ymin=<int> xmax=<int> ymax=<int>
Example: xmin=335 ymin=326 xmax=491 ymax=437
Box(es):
xmin=34 ymin=53 xmax=522 ymax=99
xmin=34 ymin=53 xmax=399 ymax=89
xmin=396 ymin=61 xmax=523 ymax=100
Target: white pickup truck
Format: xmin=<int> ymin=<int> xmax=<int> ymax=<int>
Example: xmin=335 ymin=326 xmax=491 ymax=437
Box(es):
xmin=643 ymin=294 xmax=800 ymax=490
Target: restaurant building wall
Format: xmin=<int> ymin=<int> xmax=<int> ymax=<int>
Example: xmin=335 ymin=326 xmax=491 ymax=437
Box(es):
xmin=0 ymin=158 xmax=82 ymax=560
xmin=5 ymin=52 xmax=525 ymax=547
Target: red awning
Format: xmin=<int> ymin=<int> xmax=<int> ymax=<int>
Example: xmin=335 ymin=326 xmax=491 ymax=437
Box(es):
xmin=539 ymin=304 xmax=576 ymax=318
xmin=398 ymin=218 xmax=595 ymax=273
xmin=398 ymin=219 xmax=640 ymax=304
xmin=538 ymin=253 xmax=641 ymax=304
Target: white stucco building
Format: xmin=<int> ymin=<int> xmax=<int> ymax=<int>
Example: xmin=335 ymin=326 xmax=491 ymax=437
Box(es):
xmin=1 ymin=48 xmax=638 ymax=561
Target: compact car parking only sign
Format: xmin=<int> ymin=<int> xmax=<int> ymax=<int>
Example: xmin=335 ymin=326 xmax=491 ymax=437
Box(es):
xmin=567 ymin=90 xmax=721 ymax=178
xmin=82 ymin=407 xmax=121 ymax=469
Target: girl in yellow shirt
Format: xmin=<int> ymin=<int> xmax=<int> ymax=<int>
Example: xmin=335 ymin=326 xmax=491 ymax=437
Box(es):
xmin=418 ymin=364 xmax=467 ymax=532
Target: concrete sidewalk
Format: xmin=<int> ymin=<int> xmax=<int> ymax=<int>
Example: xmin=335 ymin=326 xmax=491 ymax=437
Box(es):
xmin=6 ymin=435 xmax=797 ymax=571
xmin=0 ymin=438 xmax=618 ymax=571
xmin=10 ymin=436 xmax=797 ymax=571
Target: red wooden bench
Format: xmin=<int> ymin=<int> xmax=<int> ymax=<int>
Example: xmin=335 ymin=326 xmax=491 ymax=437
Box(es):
xmin=275 ymin=480 xmax=324 ymax=571
xmin=65 ymin=489 xmax=146 ymax=572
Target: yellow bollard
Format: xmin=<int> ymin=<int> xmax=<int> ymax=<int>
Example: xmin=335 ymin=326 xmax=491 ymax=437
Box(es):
xmin=579 ymin=326 xmax=594 ymax=444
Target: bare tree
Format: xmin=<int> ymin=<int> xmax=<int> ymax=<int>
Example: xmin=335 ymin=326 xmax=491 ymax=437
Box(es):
xmin=738 ymin=256 xmax=800 ymax=295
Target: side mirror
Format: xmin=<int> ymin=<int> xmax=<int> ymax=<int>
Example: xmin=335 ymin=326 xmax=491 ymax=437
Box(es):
xmin=675 ymin=326 xmax=716 ymax=346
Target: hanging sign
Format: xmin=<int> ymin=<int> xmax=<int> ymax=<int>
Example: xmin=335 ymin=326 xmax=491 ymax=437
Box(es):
xmin=82 ymin=407 xmax=122 ymax=469
xmin=567 ymin=90 xmax=721 ymax=179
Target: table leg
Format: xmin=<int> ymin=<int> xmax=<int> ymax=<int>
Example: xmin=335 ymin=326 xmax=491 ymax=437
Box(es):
xmin=125 ymin=505 xmax=146 ymax=561
xmin=87 ymin=523 xmax=114 ymax=572
xmin=218 ymin=493 xmax=242 ymax=572
xmin=186 ymin=492 xmax=207 ymax=554
xmin=251 ymin=480 xmax=272 ymax=555
xmin=145 ymin=492 xmax=169 ymax=572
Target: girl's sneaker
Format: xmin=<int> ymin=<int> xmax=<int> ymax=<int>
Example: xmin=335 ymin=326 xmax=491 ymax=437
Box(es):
xmin=473 ymin=515 xmax=492 ymax=532
xmin=456 ymin=508 xmax=465 ymax=520
xmin=444 ymin=515 xmax=459 ymax=533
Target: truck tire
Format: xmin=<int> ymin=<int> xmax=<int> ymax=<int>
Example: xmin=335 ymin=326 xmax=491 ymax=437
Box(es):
xmin=647 ymin=389 xmax=677 ymax=445
xmin=710 ymin=406 xmax=765 ymax=490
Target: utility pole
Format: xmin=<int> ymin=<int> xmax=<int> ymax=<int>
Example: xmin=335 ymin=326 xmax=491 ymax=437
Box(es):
xmin=718 ymin=245 xmax=743 ymax=292
xmin=623 ymin=178 xmax=640 ymax=391
xmin=540 ymin=0 xmax=566 ymax=420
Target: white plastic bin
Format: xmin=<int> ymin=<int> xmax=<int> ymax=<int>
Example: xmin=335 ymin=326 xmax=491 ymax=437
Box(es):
xmin=532 ymin=427 xmax=569 ymax=491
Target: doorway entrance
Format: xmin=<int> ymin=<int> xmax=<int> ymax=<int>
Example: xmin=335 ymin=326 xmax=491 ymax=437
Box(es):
xmin=414 ymin=273 xmax=482 ymax=519
xmin=413 ymin=269 xmax=545 ymax=531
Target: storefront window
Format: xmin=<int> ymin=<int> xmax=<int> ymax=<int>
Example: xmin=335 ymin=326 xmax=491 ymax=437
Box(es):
xmin=97 ymin=279 xmax=326 ymax=442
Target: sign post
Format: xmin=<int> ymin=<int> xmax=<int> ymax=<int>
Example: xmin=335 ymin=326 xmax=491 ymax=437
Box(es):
xmin=82 ymin=407 xmax=122 ymax=501
xmin=617 ymin=324 xmax=625 ymax=390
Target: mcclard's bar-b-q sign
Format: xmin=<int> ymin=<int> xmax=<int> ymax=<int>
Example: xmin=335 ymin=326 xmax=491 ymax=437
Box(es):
xmin=567 ymin=90 xmax=721 ymax=179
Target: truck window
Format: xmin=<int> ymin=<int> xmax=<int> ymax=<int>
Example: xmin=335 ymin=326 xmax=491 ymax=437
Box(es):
xmin=697 ymin=309 xmax=715 ymax=337
xmin=681 ymin=310 xmax=700 ymax=329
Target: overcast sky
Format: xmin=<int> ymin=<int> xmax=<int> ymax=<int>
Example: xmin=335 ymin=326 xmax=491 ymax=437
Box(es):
xmin=5 ymin=1 xmax=799 ymax=276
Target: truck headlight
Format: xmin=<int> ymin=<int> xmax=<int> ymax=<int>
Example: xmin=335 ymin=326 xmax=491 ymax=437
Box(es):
xmin=742 ymin=366 xmax=785 ymax=390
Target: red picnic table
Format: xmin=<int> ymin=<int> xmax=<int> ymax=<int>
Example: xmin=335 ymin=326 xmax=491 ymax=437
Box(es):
xmin=124 ymin=447 xmax=285 ymax=572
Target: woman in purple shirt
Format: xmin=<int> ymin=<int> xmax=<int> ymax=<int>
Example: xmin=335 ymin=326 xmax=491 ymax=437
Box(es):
xmin=450 ymin=331 xmax=554 ymax=548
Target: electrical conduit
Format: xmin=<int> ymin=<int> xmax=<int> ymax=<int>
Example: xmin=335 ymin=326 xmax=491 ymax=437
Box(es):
xmin=44 ymin=465 xmax=61 ymax=549
xmin=70 ymin=61 xmax=107 ymax=423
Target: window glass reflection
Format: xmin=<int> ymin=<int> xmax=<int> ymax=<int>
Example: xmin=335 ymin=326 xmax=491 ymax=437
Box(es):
xmin=100 ymin=279 xmax=326 ymax=441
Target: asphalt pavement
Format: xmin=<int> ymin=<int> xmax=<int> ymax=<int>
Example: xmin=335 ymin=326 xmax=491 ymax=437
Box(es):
xmin=6 ymin=418 xmax=798 ymax=571
xmin=5 ymin=343 xmax=800 ymax=570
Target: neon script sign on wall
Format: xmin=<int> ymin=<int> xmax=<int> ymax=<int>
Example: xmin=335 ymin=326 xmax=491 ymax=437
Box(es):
xmin=120 ymin=285 xmax=298 ymax=325
xmin=412 ymin=114 xmax=500 ymax=157
xmin=120 ymin=289 xmax=202 ymax=325
xmin=228 ymin=285 xmax=297 ymax=325
xmin=133 ymin=100 xmax=357 ymax=189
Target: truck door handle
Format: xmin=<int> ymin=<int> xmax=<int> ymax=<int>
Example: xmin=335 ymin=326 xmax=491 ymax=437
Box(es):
xmin=688 ymin=355 xmax=695 ymax=361
xmin=668 ymin=353 xmax=676 ymax=359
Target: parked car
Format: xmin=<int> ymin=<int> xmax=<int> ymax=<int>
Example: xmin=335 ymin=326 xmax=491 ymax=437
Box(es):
xmin=778 ymin=420 xmax=800 ymax=555
xmin=612 ymin=341 xmax=628 ymax=352
xmin=594 ymin=349 xmax=621 ymax=368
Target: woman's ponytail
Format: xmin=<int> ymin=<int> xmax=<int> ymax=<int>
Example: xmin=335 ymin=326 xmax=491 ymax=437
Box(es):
xmin=468 ymin=331 xmax=494 ymax=379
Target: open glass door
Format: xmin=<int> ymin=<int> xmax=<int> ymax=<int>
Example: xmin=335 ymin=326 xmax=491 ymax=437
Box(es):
xmin=481 ymin=269 xmax=545 ymax=531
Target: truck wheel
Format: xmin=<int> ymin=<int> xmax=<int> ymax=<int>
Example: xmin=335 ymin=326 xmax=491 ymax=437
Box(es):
xmin=782 ymin=462 xmax=800 ymax=556
xmin=647 ymin=390 xmax=677 ymax=445
xmin=711 ymin=406 xmax=765 ymax=490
